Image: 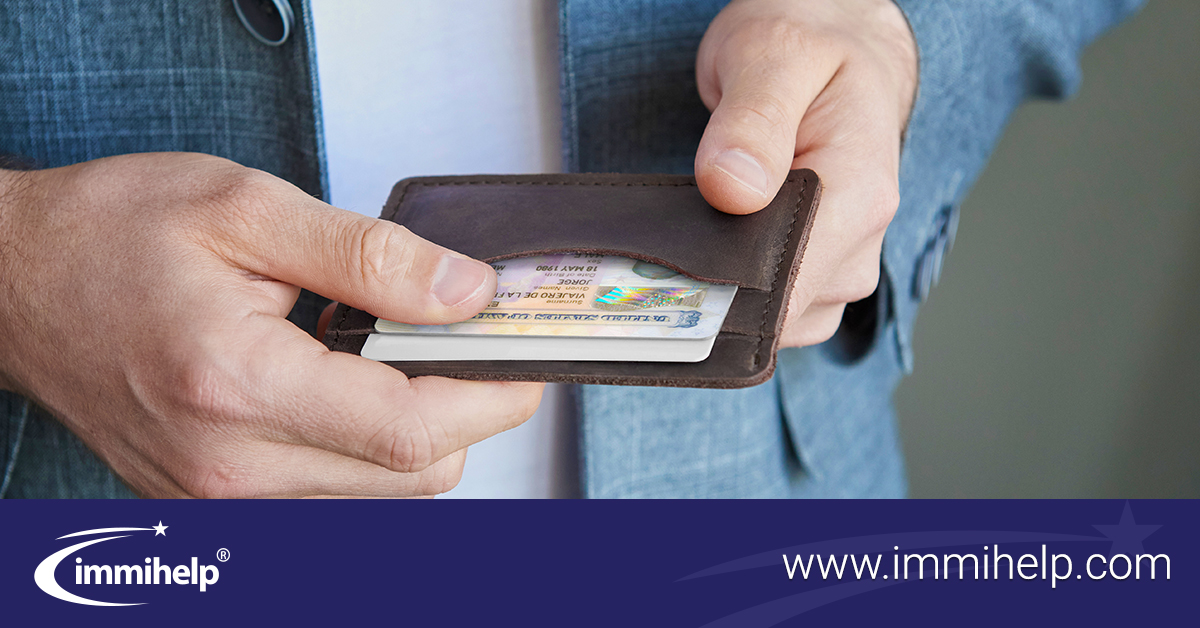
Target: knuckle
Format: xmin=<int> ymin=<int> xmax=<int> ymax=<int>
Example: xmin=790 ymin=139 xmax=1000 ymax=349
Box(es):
xmin=225 ymin=167 xmax=279 ymax=201
xmin=348 ymin=221 xmax=417 ymax=295
xmin=201 ymin=167 xmax=279 ymax=215
xmin=182 ymin=461 xmax=256 ymax=499
xmin=803 ymin=312 xmax=844 ymax=347
xmin=817 ymin=264 xmax=881 ymax=306
xmin=722 ymin=95 xmax=793 ymax=143
xmin=486 ymin=383 xmax=543 ymax=433
xmin=364 ymin=415 xmax=438 ymax=474
xmin=761 ymin=17 xmax=811 ymax=45
xmin=843 ymin=265 xmax=882 ymax=304
xmin=731 ymin=18 xmax=812 ymax=58
xmin=173 ymin=360 xmax=246 ymax=421
xmin=720 ymin=16 xmax=837 ymax=80
xmin=781 ymin=303 xmax=848 ymax=348
xmin=184 ymin=166 xmax=284 ymax=254
xmin=421 ymin=456 xmax=466 ymax=496
xmin=811 ymin=318 xmax=842 ymax=345
xmin=512 ymin=385 xmax=544 ymax=423
xmin=865 ymin=185 xmax=901 ymax=234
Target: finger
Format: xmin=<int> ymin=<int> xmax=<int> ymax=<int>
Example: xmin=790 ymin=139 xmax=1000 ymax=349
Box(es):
xmin=771 ymin=69 xmax=902 ymax=347
xmin=695 ymin=28 xmax=841 ymax=214
xmin=316 ymin=302 xmax=337 ymax=338
xmin=249 ymin=317 xmax=543 ymax=474
xmin=780 ymin=241 xmax=881 ymax=345
xmin=779 ymin=303 xmax=846 ymax=348
xmin=195 ymin=444 xmax=469 ymax=498
xmin=806 ymin=237 xmax=884 ymax=308
xmin=272 ymin=447 xmax=469 ymax=498
xmin=223 ymin=193 xmax=497 ymax=326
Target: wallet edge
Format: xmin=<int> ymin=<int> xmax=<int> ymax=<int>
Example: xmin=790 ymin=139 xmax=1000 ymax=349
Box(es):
xmin=322 ymin=170 xmax=822 ymax=389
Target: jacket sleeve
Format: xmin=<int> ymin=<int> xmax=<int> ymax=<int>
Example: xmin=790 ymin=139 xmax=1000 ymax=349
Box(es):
xmin=883 ymin=0 xmax=1146 ymax=371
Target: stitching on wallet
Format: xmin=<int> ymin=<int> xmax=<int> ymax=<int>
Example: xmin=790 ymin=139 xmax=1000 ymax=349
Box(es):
xmin=753 ymin=175 xmax=805 ymax=367
xmin=328 ymin=304 xmax=349 ymax=344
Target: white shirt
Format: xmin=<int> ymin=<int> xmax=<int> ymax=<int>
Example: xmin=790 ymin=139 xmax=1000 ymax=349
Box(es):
xmin=311 ymin=0 xmax=577 ymax=498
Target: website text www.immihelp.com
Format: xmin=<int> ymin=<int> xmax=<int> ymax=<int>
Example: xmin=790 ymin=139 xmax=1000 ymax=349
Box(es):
xmin=784 ymin=546 xmax=1169 ymax=588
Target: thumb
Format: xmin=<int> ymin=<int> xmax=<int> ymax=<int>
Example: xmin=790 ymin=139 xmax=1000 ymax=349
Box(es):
xmin=694 ymin=55 xmax=830 ymax=215
xmin=233 ymin=201 xmax=496 ymax=325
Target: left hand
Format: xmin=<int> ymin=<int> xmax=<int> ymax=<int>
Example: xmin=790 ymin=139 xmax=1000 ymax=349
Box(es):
xmin=694 ymin=0 xmax=919 ymax=347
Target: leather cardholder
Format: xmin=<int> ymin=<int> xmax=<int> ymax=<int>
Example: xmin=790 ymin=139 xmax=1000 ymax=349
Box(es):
xmin=323 ymin=170 xmax=822 ymax=388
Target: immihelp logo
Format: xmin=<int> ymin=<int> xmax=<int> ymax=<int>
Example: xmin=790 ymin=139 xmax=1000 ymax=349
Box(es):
xmin=34 ymin=522 xmax=223 ymax=606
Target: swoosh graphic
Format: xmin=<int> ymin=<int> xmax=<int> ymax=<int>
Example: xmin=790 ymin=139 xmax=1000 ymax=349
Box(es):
xmin=699 ymin=577 xmax=903 ymax=628
xmin=697 ymin=562 xmax=1005 ymax=628
xmin=34 ymin=536 xmax=146 ymax=606
xmin=58 ymin=527 xmax=153 ymax=540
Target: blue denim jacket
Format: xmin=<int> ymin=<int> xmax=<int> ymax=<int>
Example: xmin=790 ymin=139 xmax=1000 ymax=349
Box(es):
xmin=0 ymin=0 xmax=1142 ymax=498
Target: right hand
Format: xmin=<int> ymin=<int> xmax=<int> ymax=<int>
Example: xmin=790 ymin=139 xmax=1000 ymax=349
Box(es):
xmin=0 ymin=152 xmax=543 ymax=498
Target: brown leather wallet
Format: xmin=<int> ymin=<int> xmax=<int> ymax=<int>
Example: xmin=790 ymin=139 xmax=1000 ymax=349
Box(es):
xmin=323 ymin=169 xmax=822 ymax=388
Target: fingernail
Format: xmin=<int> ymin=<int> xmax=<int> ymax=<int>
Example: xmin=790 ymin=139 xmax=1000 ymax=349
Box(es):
xmin=712 ymin=149 xmax=770 ymax=198
xmin=432 ymin=255 xmax=491 ymax=307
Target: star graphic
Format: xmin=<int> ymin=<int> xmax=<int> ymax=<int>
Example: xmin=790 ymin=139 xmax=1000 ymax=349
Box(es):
xmin=152 ymin=521 xmax=168 ymax=536
xmin=1093 ymin=502 xmax=1160 ymax=557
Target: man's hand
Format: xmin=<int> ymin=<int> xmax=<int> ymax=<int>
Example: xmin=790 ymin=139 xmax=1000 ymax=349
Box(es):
xmin=0 ymin=153 xmax=543 ymax=498
xmin=695 ymin=0 xmax=918 ymax=347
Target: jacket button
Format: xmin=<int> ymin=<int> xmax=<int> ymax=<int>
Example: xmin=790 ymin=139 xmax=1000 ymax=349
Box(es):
xmin=233 ymin=0 xmax=295 ymax=46
xmin=912 ymin=204 xmax=959 ymax=302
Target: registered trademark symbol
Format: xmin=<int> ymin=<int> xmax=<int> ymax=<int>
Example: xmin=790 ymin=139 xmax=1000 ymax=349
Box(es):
xmin=216 ymin=548 xmax=230 ymax=562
